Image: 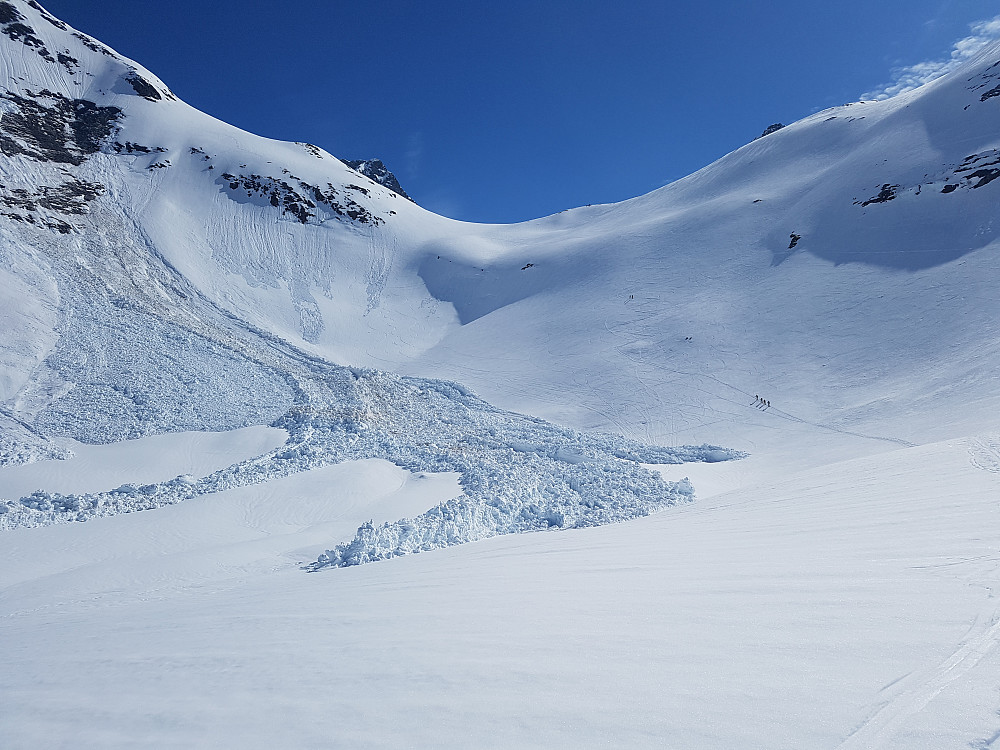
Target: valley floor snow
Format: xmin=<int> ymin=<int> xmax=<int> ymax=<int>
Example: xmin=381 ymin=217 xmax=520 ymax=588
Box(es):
xmin=0 ymin=425 xmax=287 ymax=500
xmin=3 ymin=435 xmax=999 ymax=749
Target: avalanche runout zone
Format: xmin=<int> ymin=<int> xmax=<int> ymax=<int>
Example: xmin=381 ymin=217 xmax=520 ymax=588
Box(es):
xmin=1 ymin=359 xmax=743 ymax=566
xmin=0 ymin=198 xmax=742 ymax=560
xmin=0 ymin=194 xmax=742 ymax=566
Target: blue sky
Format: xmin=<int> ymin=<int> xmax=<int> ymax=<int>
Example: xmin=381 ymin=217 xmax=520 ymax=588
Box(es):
xmin=43 ymin=0 xmax=1000 ymax=223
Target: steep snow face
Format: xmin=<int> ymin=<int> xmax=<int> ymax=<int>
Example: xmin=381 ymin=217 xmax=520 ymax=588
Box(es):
xmin=0 ymin=0 xmax=447 ymax=373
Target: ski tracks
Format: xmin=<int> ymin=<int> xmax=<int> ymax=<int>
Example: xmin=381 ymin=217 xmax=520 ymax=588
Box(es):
xmin=969 ymin=434 xmax=1000 ymax=473
xmin=838 ymin=606 xmax=1000 ymax=749
xmin=604 ymin=287 xmax=918 ymax=449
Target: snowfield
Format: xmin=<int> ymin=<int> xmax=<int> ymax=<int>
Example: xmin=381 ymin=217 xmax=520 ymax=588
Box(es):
xmin=3 ymin=436 xmax=999 ymax=749
xmin=2 ymin=0 xmax=1000 ymax=746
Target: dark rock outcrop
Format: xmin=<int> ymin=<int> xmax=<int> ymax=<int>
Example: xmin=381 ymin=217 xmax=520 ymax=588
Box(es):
xmin=757 ymin=123 xmax=784 ymax=139
xmin=0 ymin=89 xmax=121 ymax=165
xmin=859 ymin=184 xmax=899 ymax=206
xmin=343 ymin=158 xmax=413 ymax=201
xmin=125 ymin=71 xmax=161 ymax=101
xmin=219 ymin=171 xmax=384 ymax=226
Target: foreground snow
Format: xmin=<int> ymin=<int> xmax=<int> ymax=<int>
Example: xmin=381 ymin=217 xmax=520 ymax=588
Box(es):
xmin=3 ymin=435 xmax=999 ymax=748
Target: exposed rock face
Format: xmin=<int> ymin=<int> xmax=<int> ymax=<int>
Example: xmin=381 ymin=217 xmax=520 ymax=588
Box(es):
xmin=0 ymin=0 xmax=53 ymax=62
xmin=757 ymin=123 xmax=784 ymax=139
xmin=853 ymin=149 xmax=1000 ymax=206
xmin=125 ymin=71 xmax=162 ymax=101
xmin=0 ymin=177 xmax=104 ymax=231
xmin=969 ymin=59 xmax=1000 ymax=102
xmin=0 ymin=89 xmax=122 ymax=165
xmin=343 ymin=158 xmax=414 ymax=202
xmin=219 ymin=171 xmax=384 ymax=225
xmin=859 ymin=183 xmax=899 ymax=206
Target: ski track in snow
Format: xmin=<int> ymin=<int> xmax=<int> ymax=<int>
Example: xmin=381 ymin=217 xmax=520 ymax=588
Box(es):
xmin=604 ymin=298 xmax=916 ymax=450
xmin=969 ymin=434 xmax=1000 ymax=473
xmin=839 ymin=600 xmax=1000 ymax=749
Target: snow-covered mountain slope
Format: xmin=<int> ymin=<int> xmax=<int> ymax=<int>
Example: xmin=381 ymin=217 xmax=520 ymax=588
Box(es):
xmin=4 ymin=0 xmax=998 ymax=487
xmin=3 ymin=2 xmax=1000 ymax=746
xmin=397 ymin=55 xmax=1000 ymax=477
xmin=0 ymin=0 xmax=738 ymax=560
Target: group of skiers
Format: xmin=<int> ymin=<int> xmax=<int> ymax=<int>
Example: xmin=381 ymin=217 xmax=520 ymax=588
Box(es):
xmin=753 ymin=395 xmax=771 ymax=410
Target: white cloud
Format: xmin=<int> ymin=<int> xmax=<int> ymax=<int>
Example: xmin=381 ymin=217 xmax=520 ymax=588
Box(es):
xmin=862 ymin=16 xmax=1000 ymax=100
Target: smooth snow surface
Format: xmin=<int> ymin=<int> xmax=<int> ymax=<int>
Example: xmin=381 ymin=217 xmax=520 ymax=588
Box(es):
xmin=0 ymin=426 xmax=286 ymax=499
xmin=645 ymin=457 xmax=760 ymax=500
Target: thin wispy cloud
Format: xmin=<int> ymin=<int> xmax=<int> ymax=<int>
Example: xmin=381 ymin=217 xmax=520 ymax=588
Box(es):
xmin=862 ymin=16 xmax=1000 ymax=100
xmin=405 ymin=131 xmax=424 ymax=181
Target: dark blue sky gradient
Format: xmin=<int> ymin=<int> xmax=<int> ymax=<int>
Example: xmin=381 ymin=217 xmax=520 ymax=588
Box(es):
xmin=42 ymin=0 xmax=995 ymax=223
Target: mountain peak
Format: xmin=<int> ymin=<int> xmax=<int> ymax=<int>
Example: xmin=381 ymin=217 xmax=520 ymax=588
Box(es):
xmin=343 ymin=158 xmax=414 ymax=202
